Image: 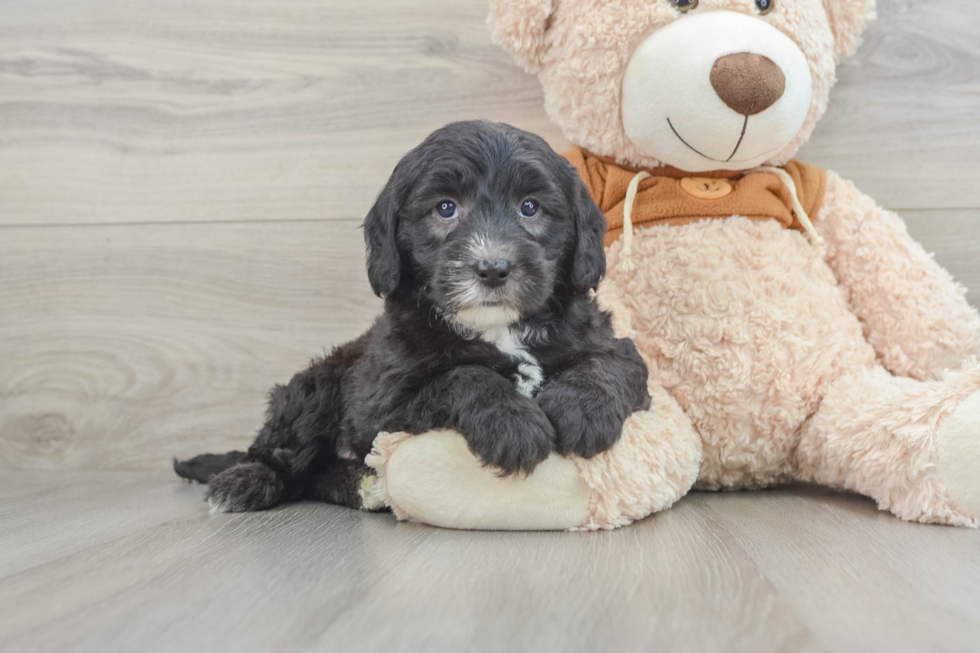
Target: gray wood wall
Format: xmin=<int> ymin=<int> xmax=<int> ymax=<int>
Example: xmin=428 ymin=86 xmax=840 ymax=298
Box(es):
xmin=2 ymin=0 xmax=978 ymax=470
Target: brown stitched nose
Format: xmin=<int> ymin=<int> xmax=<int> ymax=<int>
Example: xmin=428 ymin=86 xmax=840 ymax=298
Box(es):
xmin=710 ymin=53 xmax=786 ymax=116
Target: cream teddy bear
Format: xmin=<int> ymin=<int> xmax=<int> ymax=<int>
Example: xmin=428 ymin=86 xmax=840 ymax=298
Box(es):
xmin=365 ymin=0 xmax=980 ymax=530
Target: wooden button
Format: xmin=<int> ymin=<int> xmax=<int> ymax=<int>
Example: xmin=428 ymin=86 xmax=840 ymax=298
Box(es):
xmin=680 ymin=177 xmax=733 ymax=200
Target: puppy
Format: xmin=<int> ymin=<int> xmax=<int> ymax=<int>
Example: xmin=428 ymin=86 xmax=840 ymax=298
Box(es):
xmin=174 ymin=121 xmax=651 ymax=512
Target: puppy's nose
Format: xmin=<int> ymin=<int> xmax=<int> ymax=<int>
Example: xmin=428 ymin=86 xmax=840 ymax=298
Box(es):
xmin=710 ymin=53 xmax=786 ymax=116
xmin=475 ymin=259 xmax=511 ymax=288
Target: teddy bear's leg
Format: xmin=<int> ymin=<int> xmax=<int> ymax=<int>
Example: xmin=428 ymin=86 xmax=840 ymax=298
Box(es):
xmin=571 ymin=382 xmax=703 ymax=530
xmin=364 ymin=381 xmax=703 ymax=531
xmin=795 ymin=361 xmax=980 ymax=526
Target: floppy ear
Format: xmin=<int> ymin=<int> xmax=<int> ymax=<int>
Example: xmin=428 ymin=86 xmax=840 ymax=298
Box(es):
xmin=569 ymin=168 xmax=608 ymax=293
xmin=487 ymin=0 xmax=556 ymax=74
xmin=823 ymin=0 xmax=877 ymax=62
xmin=362 ymin=179 xmax=402 ymax=298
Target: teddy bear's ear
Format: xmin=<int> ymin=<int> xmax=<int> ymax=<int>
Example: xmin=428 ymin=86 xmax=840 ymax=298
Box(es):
xmin=487 ymin=0 xmax=556 ymax=74
xmin=823 ymin=0 xmax=877 ymax=62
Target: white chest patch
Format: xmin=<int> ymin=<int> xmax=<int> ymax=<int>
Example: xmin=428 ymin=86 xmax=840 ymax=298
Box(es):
xmin=478 ymin=325 xmax=544 ymax=398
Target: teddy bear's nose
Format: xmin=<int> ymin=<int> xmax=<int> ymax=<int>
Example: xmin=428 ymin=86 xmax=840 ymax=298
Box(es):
xmin=710 ymin=52 xmax=786 ymax=116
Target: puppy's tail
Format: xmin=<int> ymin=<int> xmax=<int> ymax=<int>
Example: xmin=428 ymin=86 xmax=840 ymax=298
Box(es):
xmin=173 ymin=451 xmax=248 ymax=483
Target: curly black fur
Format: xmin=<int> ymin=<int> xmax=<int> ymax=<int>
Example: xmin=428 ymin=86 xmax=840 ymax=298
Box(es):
xmin=175 ymin=121 xmax=651 ymax=513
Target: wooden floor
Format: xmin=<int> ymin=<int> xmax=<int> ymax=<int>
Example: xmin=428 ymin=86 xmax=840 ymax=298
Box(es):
xmin=0 ymin=472 xmax=977 ymax=653
xmin=3 ymin=0 xmax=980 ymax=650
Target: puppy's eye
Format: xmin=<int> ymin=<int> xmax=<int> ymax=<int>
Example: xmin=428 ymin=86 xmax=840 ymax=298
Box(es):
xmin=668 ymin=0 xmax=698 ymax=13
xmin=519 ymin=199 xmax=540 ymax=219
xmin=436 ymin=200 xmax=458 ymax=221
xmin=756 ymin=0 xmax=773 ymax=14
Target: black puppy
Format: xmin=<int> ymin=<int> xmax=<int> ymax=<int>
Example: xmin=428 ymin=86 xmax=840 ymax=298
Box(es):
xmin=175 ymin=121 xmax=650 ymax=512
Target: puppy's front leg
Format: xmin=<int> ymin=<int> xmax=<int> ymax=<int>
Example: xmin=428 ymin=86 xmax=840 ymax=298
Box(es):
xmin=418 ymin=365 xmax=556 ymax=475
xmin=538 ymin=338 xmax=651 ymax=459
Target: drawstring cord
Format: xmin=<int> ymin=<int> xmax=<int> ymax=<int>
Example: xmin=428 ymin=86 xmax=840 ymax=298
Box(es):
xmin=618 ymin=170 xmax=651 ymax=272
xmin=751 ymin=166 xmax=826 ymax=259
xmin=617 ymin=166 xmax=825 ymax=273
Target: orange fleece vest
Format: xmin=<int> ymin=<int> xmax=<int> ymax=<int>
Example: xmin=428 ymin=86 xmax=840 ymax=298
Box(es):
xmin=563 ymin=146 xmax=827 ymax=247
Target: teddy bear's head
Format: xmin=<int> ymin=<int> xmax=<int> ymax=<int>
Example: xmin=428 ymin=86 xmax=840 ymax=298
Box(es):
xmin=489 ymin=0 xmax=876 ymax=172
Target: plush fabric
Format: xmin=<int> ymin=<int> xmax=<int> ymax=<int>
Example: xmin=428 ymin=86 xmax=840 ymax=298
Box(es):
xmin=366 ymin=430 xmax=593 ymax=531
xmin=816 ymin=171 xmax=980 ymax=382
xmin=936 ymin=390 xmax=980 ymax=521
xmin=796 ymin=361 xmax=980 ymax=527
xmin=601 ymin=215 xmax=875 ymax=490
xmin=486 ymin=0 xmax=554 ymax=73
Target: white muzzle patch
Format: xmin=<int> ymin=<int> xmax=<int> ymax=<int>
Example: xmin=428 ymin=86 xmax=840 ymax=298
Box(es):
xmin=455 ymin=305 xmax=522 ymax=331
xmin=621 ymin=10 xmax=812 ymax=172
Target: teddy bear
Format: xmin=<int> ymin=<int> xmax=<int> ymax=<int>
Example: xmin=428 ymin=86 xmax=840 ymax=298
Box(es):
xmin=362 ymin=0 xmax=980 ymax=530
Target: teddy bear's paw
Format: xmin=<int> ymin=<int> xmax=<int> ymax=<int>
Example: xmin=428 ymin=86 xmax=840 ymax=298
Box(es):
xmin=936 ymin=390 xmax=980 ymax=521
xmin=378 ymin=430 xmax=593 ymax=530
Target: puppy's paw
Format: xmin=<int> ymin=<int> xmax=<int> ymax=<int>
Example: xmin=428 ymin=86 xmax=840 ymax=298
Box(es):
xmin=538 ymin=383 xmax=626 ymax=459
xmin=206 ymin=462 xmax=284 ymax=513
xmin=463 ymin=397 xmax=556 ymax=476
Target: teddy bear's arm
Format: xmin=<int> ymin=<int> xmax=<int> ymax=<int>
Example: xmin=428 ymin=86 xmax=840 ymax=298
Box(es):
xmin=815 ymin=171 xmax=980 ymax=381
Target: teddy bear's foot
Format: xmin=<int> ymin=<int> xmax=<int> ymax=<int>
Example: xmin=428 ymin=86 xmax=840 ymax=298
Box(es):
xmin=936 ymin=389 xmax=980 ymax=521
xmin=366 ymin=429 xmax=593 ymax=531
xmin=364 ymin=383 xmax=703 ymax=531
xmin=797 ymin=361 xmax=980 ymax=527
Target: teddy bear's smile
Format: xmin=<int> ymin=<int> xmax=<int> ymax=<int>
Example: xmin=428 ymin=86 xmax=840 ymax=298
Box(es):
xmin=666 ymin=115 xmax=748 ymax=163
xmin=666 ymin=115 xmax=791 ymax=166
xmin=621 ymin=10 xmax=812 ymax=172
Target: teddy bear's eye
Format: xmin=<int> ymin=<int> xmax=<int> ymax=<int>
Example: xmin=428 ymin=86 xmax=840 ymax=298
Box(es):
xmin=669 ymin=0 xmax=698 ymax=13
xmin=756 ymin=0 xmax=774 ymax=15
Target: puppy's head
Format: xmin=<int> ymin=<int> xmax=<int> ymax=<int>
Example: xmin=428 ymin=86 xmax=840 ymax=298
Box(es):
xmin=363 ymin=121 xmax=606 ymax=330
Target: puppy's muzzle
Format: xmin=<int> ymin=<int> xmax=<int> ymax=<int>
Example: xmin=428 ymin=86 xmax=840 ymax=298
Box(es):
xmin=474 ymin=258 xmax=511 ymax=289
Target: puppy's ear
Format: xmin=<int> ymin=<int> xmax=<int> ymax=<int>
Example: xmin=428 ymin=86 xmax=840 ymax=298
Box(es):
xmin=487 ymin=0 xmax=556 ymax=74
xmin=362 ymin=177 xmax=402 ymax=298
xmin=569 ymin=167 xmax=607 ymax=293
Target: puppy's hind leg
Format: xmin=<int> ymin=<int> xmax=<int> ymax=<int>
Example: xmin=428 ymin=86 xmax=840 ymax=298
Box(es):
xmin=208 ymin=339 xmax=364 ymax=513
xmin=207 ymin=373 xmax=338 ymax=512
xmin=206 ymin=461 xmax=285 ymax=513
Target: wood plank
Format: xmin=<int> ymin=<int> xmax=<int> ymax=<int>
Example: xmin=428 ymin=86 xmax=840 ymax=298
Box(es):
xmin=0 ymin=221 xmax=381 ymax=470
xmin=1 ymin=0 xmax=978 ymax=227
xmin=0 ymin=472 xmax=205 ymax=578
